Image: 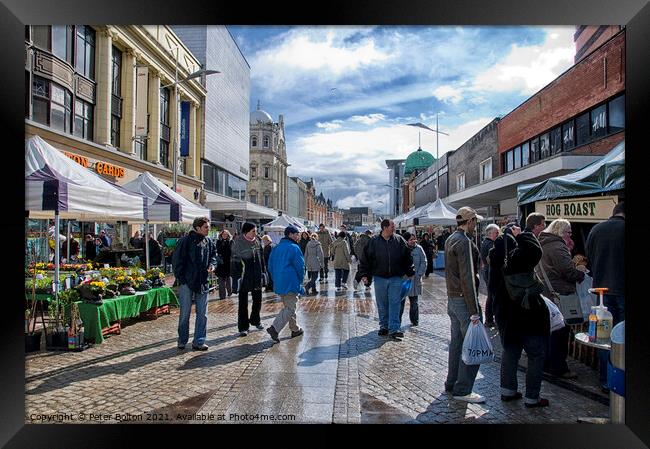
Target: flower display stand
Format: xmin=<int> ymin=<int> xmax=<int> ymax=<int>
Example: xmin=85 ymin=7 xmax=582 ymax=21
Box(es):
xmin=139 ymin=304 xmax=170 ymax=320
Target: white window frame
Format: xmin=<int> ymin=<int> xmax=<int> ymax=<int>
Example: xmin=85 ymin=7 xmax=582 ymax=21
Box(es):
xmin=251 ymin=136 xmax=257 ymax=147
xmin=479 ymin=158 xmax=492 ymax=183
xmin=264 ymin=193 xmax=271 ymax=207
xmin=456 ymin=172 xmax=465 ymax=191
xmin=264 ymin=166 xmax=270 ymax=179
xmin=263 ymin=136 xmax=270 ymax=148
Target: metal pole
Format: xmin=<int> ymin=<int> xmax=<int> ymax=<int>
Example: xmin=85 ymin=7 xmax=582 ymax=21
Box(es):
xmin=610 ymin=321 xmax=625 ymax=424
xmin=66 ymin=220 xmax=71 ymax=261
xmin=145 ymin=220 xmax=150 ymax=270
xmin=54 ymin=211 xmax=60 ymax=328
xmin=172 ymin=47 xmax=179 ymax=192
xmin=436 ymin=113 xmax=439 ymax=201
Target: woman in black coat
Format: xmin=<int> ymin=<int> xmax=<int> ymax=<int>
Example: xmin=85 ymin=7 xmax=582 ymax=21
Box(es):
xmin=420 ymin=233 xmax=436 ymax=277
xmin=148 ymin=234 xmax=163 ymax=266
xmin=231 ymin=223 xmax=265 ymax=336
xmin=489 ymin=224 xmax=550 ymax=408
xmin=84 ymin=234 xmax=97 ymax=261
xmin=216 ymin=230 xmax=233 ymax=300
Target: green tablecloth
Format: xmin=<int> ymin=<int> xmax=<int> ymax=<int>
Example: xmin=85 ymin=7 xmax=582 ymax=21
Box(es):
xmin=67 ymin=288 xmax=178 ymax=344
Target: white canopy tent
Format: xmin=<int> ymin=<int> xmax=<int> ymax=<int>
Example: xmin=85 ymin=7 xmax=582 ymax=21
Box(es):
xmin=122 ymin=171 xmax=210 ymax=268
xmin=262 ymin=214 xmax=308 ymax=243
xmin=25 ymin=135 xmax=147 ymax=317
xmin=418 ymin=199 xmax=460 ymax=226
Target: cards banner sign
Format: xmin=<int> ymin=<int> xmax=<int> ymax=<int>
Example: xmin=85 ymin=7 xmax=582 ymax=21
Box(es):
xmin=180 ymin=101 xmax=190 ymax=157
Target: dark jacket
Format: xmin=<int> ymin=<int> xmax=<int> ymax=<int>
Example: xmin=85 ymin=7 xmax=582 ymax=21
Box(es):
xmin=420 ymin=238 xmax=436 ymax=258
xmin=538 ymin=232 xmax=584 ymax=295
xmin=263 ymin=242 xmax=274 ymax=271
xmin=129 ymin=237 xmax=143 ymax=249
xmin=299 ymin=237 xmax=310 ymax=255
xmin=480 ymin=237 xmax=495 ymax=271
xmin=215 ymin=238 xmax=232 ymax=277
xmin=172 ymin=230 xmax=218 ymax=293
xmin=353 ymin=234 xmax=371 ymax=263
xmin=489 ymin=230 xmax=550 ymax=342
xmin=231 ymin=235 xmax=265 ymax=292
xmin=148 ymin=238 xmax=162 ymax=266
xmin=85 ymin=240 xmax=97 ymax=260
xmin=444 ymin=230 xmax=481 ymax=316
xmin=358 ymin=234 xmax=414 ymax=279
xmin=585 ymin=215 xmax=624 ymax=296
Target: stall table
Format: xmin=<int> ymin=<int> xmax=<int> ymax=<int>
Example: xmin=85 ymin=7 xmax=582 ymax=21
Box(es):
xmin=65 ymin=287 xmax=178 ymax=344
xmin=574 ymin=332 xmax=611 ymax=424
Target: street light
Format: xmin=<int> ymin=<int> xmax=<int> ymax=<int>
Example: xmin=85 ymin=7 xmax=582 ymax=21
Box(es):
xmin=161 ymin=46 xmax=220 ymax=192
xmin=407 ymin=114 xmax=449 ymax=200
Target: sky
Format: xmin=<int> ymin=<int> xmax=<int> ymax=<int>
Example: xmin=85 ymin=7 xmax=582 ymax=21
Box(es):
xmin=227 ymin=26 xmax=576 ymax=214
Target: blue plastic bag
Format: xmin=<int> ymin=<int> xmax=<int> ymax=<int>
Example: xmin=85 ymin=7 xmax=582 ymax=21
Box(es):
xmin=400 ymin=279 xmax=412 ymax=299
xmin=461 ymin=321 xmax=494 ymax=365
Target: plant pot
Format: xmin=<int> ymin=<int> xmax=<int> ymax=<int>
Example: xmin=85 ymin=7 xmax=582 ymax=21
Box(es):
xmin=46 ymin=331 xmax=68 ymax=348
xmin=25 ymin=331 xmax=42 ymax=353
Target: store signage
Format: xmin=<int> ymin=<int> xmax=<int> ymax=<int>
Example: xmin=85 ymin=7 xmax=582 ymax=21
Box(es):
xmin=535 ymin=196 xmax=618 ymax=223
xmin=64 ymin=151 xmax=125 ymax=178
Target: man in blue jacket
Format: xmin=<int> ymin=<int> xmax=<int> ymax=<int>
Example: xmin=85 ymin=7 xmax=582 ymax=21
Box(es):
xmin=266 ymin=226 xmax=306 ymax=343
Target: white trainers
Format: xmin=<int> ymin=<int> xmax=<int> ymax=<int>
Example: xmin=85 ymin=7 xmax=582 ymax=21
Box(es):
xmin=452 ymin=392 xmax=485 ymax=403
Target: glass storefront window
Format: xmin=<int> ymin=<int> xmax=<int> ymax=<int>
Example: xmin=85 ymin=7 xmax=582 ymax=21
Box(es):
xmin=562 ymin=120 xmax=575 ymax=150
xmin=521 ymin=141 xmax=530 ymax=166
xmin=591 ymin=104 xmax=607 ymax=139
xmin=550 ymin=127 xmax=562 ymax=154
xmin=576 ymin=112 xmax=590 ymax=146
xmin=530 ymin=137 xmax=540 ymax=163
xmin=513 ymin=146 xmax=521 ymax=169
xmin=608 ymin=94 xmax=624 ymax=133
xmin=540 ymin=133 xmax=550 ymax=159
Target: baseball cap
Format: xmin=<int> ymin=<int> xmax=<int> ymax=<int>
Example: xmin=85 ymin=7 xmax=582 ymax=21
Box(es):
xmin=284 ymin=225 xmax=300 ymax=237
xmin=456 ymin=206 xmax=478 ymax=223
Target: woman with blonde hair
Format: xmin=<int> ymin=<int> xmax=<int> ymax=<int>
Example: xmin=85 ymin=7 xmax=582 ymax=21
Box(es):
xmin=538 ymin=218 xmax=587 ymax=379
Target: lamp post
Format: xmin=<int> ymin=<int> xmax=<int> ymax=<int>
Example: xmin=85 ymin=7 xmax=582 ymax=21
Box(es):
xmin=160 ymin=48 xmax=220 ymax=192
xmin=384 ymin=184 xmax=404 ymax=216
xmin=406 ymin=113 xmax=449 ymax=200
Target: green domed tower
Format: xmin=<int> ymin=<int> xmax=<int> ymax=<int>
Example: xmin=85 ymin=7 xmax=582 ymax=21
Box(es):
xmin=404 ymin=147 xmax=435 ymax=175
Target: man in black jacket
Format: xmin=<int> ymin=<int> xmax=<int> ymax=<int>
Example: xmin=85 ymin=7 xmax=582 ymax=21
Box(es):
xmin=358 ymin=219 xmax=414 ymax=341
xmin=586 ymin=201 xmax=625 ymax=390
xmin=172 ymin=217 xmax=218 ymax=351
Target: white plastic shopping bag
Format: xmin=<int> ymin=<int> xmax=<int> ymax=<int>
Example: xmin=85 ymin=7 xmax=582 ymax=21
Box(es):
xmin=542 ymin=294 xmax=566 ymax=332
xmin=461 ymin=321 xmax=494 ymax=365
xmin=576 ymin=274 xmax=597 ymax=321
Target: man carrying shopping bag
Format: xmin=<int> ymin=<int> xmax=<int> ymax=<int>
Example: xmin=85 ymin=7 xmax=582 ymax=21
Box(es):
xmin=444 ymin=207 xmax=486 ymax=403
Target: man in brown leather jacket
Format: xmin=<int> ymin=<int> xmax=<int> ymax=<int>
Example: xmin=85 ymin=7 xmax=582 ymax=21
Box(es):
xmin=444 ymin=206 xmax=484 ymax=403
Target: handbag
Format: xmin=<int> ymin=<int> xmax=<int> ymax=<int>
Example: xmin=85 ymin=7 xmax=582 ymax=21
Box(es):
xmin=542 ymin=294 xmax=566 ymax=332
xmin=501 ymin=235 xmax=544 ymax=309
xmin=538 ymin=263 xmax=584 ymax=325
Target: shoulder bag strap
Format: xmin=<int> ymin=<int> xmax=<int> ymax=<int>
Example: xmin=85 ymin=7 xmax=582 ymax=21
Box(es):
xmin=466 ymin=234 xmax=480 ymax=316
xmin=537 ymin=261 xmax=560 ymax=300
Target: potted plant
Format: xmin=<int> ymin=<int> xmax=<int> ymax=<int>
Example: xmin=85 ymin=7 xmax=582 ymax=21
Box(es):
xmin=46 ymin=301 xmax=67 ymax=348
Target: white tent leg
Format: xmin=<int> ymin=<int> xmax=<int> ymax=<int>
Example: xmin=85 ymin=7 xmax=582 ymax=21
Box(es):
xmin=145 ymin=220 xmax=150 ymax=271
xmin=54 ymin=211 xmax=60 ymax=329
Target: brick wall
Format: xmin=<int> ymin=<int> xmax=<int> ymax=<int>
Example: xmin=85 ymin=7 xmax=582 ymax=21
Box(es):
xmin=498 ymin=31 xmax=625 ymax=154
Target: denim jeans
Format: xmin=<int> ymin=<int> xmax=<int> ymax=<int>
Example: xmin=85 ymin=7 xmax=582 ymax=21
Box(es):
xmin=335 ymin=269 xmax=349 ymax=287
xmin=177 ymin=284 xmax=208 ymax=347
xmin=445 ymin=297 xmax=481 ymax=396
xmin=599 ymin=294 xmax=625 ymax=385
xmin=307 ymin=271 xmax=319 ymax=291
xmin=399 ymin=296 xmax=419 ymax=324
xmin=501 ymin=334 xmax=547 ymax=403
xmin=374 ymin=276 xmax=403 ymax=333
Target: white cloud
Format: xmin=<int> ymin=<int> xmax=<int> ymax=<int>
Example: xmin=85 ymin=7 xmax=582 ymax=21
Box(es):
xmin=471 ymin=26 xmax=575 ymax=96
xmin=336 ymin=191 xmax=389 ymax=211
xmin=349 ymin=113 xmax=386 ymax=125
xmin=433 ymin=85 xmax=463 ymax=104
xmin=316 ymin=120 xmax=343 ymax=131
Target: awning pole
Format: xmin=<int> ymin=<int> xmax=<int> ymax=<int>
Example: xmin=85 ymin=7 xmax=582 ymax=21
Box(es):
xmin=66 ymin=220 xmax=71 ymax=261
xmin=54 ymin=211 xmax=60 ymax=329
xmin=145 ymin=219 xmax=150 ymax=270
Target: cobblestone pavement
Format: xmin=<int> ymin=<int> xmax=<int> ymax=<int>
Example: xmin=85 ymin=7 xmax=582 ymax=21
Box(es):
xmin=25 ymin=267 xmax=608 ymax=424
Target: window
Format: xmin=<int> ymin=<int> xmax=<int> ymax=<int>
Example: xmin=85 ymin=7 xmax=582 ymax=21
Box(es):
xmin=576 ymin=112 xmax=590 ymax=146
xmin=456 ymin=172 xmax=465 ymax=191
xmin=73 ymin=99 xmax=93 ymax=140
xmin=521 ymin=141 xmax=530 ymax=166
xmin=75 ymin=26 xmax=95 ymax=80
xmin=32 ymin=76 xmax=50 ymax=126
xmin=549 ymin=127 xmax=562 ymax=154
xmin=111 ymin=46 xmax=122 ymax=147
xmin=251 ymin=136 xmax=257 ymax=147
xmin=263 ymin=136 xmax=269 ymax=148
xmin=504 ymin=150 xmax=513 ymax=172
xmin=591 ymin=104 xmax=607 ymax=139
xmin=50 ymin=83 xmax=72 ymax=133
xmin=264 ymin=166 xmax=270 ymax=179
xmin=159 ymin=141 xmax=169 ymax=168
xmin=480 ymin=158 xmax=492 ymax=182
xmin=134 ymin=138 xmax=147 ymax=161
xmin=562 ymin=120 xmax=575 ymax=151
xmin=530 ymin=137 xmax=540 ymax=163
xmin=540 ymin=133 xmax=550 ymax=159
xmin=608 ymin=94 xmax=624 ymax=133
xmin=251 ymin=166 xmax=257 ymax=178
xmin=249 ymin=194 xmax=257 ymax=204
xmin=31 ymin=26 xmax=50 ymax=51
xmin=160 ymin=88 xmax=170 ymax=168
xmin=264 ymin=194 xmax=271 ymax=207
xmin=203 ymin=163 xmax=215 ymax=192
xmin=513 ymin=146 xmax=521 ymax=169
xmin=52 ymin=25 xmax=73 ymax=64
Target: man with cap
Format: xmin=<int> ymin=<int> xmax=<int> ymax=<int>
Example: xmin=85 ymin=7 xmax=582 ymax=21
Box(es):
xmin=444 ymin=206 xmax=485 ymax=403
xmin=266 ymin=225 xmax=306 ymax=343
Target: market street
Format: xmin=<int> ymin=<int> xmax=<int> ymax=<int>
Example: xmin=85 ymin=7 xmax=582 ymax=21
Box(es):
xmin=25 ymin=268 xmax=608 ymax=424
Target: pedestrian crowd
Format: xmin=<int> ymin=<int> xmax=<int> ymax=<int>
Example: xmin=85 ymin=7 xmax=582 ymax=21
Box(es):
xmin=168 ymin=201 xmax=624 ymax=408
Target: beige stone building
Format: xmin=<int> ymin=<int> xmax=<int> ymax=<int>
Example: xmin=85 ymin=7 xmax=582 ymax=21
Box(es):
xmin=247 ymin=102 xmax=289 ymax=212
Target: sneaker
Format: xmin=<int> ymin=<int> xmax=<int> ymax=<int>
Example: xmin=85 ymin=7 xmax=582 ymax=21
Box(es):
xmin=524 ymin=398 xmax=550 ymax=408
xmin=254 ymin=324 xmax=264 ymax=330
xmin=389 ymin=332 xmax=403 ymax=341
xmin=377 ymin=328 xmax=389 ymax=336
xmin=452 ymin=393 xmax=485 ymax=403
xmin=267 ymin=325 xmax=280 ymax=343
xmin=177 ymin=344 xmax=186 ymax=350
xmin=411 ymin=321 xmax=419 ymax=326
xmin=239 ymin=331 xmax=248 ymax=337
xmin=291 ymin=328 xmax=304 ymax=338
xmin=191 ymin=344 xmax=209 ymax=351
xmin=342 ymin=284 xmax=348 ymax=290
xmin=501 ymin=392 xmax=523 ymax=402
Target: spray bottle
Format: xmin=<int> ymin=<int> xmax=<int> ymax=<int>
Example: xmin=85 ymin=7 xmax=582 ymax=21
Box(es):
xmin=589 ymin=287 xmax=613 ymax=344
